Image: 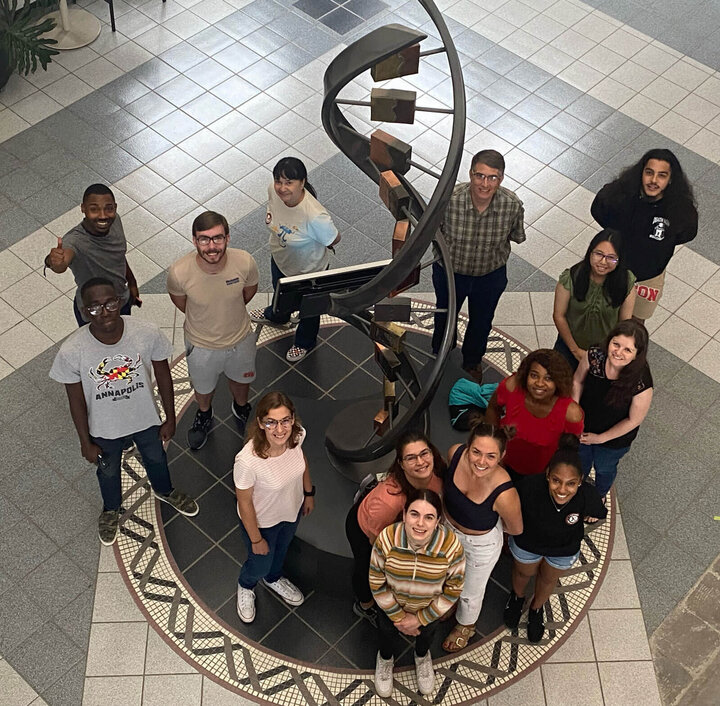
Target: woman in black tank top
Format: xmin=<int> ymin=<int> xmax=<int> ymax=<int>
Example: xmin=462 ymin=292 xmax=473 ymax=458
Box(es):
xmin=442 ymin=423 xmax=523 ymax=652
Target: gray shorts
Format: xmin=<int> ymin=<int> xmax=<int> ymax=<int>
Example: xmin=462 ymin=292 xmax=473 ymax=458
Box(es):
xmin=185 ymin=333 xmax=256 ymax=394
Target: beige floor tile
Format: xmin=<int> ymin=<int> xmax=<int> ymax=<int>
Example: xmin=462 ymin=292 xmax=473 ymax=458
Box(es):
xmin=148 ymin=148 xmax=203 ymax=183
xmin=138 ymin=228 xmax=194 ymax=269
xmin=28 ymin=296 xmax=78 ymax=343
xmin=0 ymin=272 xmax=64 ymax=317
xmin=675 ymin=291 xmax=720 ymax=337
xmin=557 ymin=186 xmax=596 ymax=224
xmin=142 ymin=674 xmax=202 ymax=705
xmin=546 ymin=616 xmax=596 ymax=662
xmin=611 ymin=513 xmax=630 ymax=560
xmin=204 ymin=186 xmax=257 ymax=223
xmin=0 ymin=320 xmax=53 ymax=367
xmin=593 ymin=559 xmax=640 ymax=609
xmin=144 ymin=186 xmax=201 ymax=225
xmin=587 ymin=76 xmax=635 ymax=109
xmin=235 ymin=166 xmax=274 ymax=203
xmin=487 ymin=665 xmax=545 ymax=705
xmin=530 ymin=291 xmax=555 ymax=325
xmin=642 ymin=304 xmax=671 ymax=335
xmin=115 ymin=167 xmax=171 ymax=206
xmin=589 ymin=609 xmax=651 ymax=661
xmin=566 ymin=225 xmax=596 ymax=258
xmin=667 ymin=246 xmax=718 ymax=289
xmin=542 ymin=662 xmax=603 ymax=704
xmin=533 ymin=207 xmax=586 ymax=246
xmin=0 ymin=356 xmax=14 ymax=382
xmin=598 ymin=661 xmax=662 ymax=706
xmin=0 ymin=299 xmax=23 ymax=336
xmin=144 ymin=628 xmax=197 ymax=675
xmin=0 ymin=249 xmax=33 ymax=293
xmin=516 ymin=186 xmax=553 ymax=224
xmin=83 ymin=676 xmax=143 ymax=706
xmin=43 ymin=74 xmax=94 ymax=107
xmin=98 ymin=544 xmax=120 ymax=573
xmin=86 ymin=622 xmax=148 ymax=676
xmin=536 ymin=324 xmax=559 ymax=349
xmin=513 ymin=229 xmax=563 ymax=269
xmin=121 ymin=206 xmax=167 ymax=247
xmin=539 ymin=247 xmax=578 ymax=281
xmin=11 ymin=91 xmax=62 ymax=125
xmin=0 ymin=657 xmax=39 ymax=706
xmin=526 ymin=167 xmax=577 ymax=203
xmin=500 ymin=325 xmax=539 ymax=350
xmin=92 ymin=572 xmax=145 ymax=622
xmin=690 ymin=338 xmax=720 ymax=384
xmin=45 ymin=208 xmax=82 ymax=238
xmin=201 ymin=677 xmax=259 ymax=705
xmin=652 ymin=315 xmax=709 ymax=362
xmin=10 ymin=227 xmax=55 ymax=270
xmin=494 ymin=292 xmax=534 ymax=325
xmin=701 ymin=268 xmax=720 ymax=303
xmin=133 ymin=293 xmax=181 ymax=328
xmin=126 ymin=248 xmax=163 ymax=289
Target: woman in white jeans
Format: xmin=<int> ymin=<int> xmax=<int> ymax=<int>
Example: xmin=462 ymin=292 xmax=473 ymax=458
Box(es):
xmin=442 ymin=422 xmax=523 ymax=651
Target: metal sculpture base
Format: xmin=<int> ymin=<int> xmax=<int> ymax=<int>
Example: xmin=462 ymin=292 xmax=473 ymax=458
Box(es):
xmin=41 ymin=6 xmax=101 ymax=50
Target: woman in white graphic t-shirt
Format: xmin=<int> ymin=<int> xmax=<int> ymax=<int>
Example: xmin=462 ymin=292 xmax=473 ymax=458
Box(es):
xmin=250 ymin=157 xmax=341 ymax=362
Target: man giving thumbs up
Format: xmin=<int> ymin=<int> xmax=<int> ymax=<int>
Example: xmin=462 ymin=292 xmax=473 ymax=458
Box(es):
xmin=44 ymin=183 xmax=140 ymax=326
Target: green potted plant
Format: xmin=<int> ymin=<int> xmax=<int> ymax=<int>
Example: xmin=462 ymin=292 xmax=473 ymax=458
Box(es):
xmin=0 ymin=0 xmax=59 ymax=90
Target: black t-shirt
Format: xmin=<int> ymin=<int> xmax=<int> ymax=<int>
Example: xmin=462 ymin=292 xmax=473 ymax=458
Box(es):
xmin=580 ymin=346 xmax=653 ymax=449
xmin=591 ymin=186 xmax=698 ymax=281
xmin=514 ymin=474 xmax=607 ymax=557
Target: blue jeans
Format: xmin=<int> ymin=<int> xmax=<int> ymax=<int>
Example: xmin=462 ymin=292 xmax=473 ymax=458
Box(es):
xmin=263 ymin=258 xmax=320 ymax=350
xmin=237 ymin=511 xmax=301 ymax=589
xmin=431 ymin=263 xmax=507 ymax=368
xmin=578 ymin=443 xmax=630 ymax=497
xmin=553 ymin=335 xmax=580 ymax=372
xmin=92 ymin=425 xmax=173 ymax=511
xmin=74 ymin=295 xmax=132 ymax=327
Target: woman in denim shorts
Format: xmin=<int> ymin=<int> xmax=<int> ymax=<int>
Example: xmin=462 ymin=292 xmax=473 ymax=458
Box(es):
xmin=503 ymin=436 xmax=607 ymax=642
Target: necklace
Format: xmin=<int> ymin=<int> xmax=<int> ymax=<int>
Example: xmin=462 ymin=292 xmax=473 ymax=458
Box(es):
xmin=549 ymin=491 xmax=564 ymax=513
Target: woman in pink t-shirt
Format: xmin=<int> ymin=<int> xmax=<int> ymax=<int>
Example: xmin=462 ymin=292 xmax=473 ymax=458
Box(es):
xmin=345 ymin=431 xmax=446 ymax=627
xmin=485 ymin=349 xmax=584 ymax=480
xmin=233 ymin=391 xmax=315 ymax=624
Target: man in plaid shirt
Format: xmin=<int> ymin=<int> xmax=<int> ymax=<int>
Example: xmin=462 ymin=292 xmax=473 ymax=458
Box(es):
xmin=432 ymin=150 xmax=525 ymax=381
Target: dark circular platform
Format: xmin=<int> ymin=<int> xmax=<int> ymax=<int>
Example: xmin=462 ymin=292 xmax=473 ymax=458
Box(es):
xmin=159 ymin=321 xmax=511 ymax=668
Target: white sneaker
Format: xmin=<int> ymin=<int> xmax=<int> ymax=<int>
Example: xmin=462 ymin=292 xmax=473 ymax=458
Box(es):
xmin=236 ymin=585 xmax=256 ymax=623
xmin=262 ymin=577 xmax=304 ymax=606
xmin=414 ymin=650 xmax=435 ymax=695
xmin=374 ymin=651 xmax=394 ymax=697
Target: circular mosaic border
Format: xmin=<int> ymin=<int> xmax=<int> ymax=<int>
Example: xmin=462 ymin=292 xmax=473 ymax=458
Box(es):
xmin=114 ymin=301 xmax=614 ymax=705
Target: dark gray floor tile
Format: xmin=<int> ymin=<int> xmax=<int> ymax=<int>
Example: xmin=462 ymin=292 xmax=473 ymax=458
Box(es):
xmin=96 ymin=109 xmax=146 ymax=144
xmin=646 ymin=341 xmax=685 ymax=385
xmin=507 ymin=252 xmax=542 ymax=290
xmin=0 ymin=166 xmax=49 ymax=201
xmin=582 ymin=164 xmax=617 ymax=193
xmin=155 ymin=74 xmax=205 ymax=108
xmin=633 ymin=569 xmax=680 ymax=635
xmin=61 ymin=527 xmax=101 ymax=580
xmin=67 ymin=92 xmax=121 ymax=120
xmin=0 ymin=586 xmax=48 ymax=654
xmin=267 ymin=42 xmax=315 ymax=72
xmin=21 ymin=185 xmax=77 ymax=222
xmin=324 ymin=187 xmax=378 ymax=226
xmin=61 ymin=587 xmax=95 ymax=651
xmin=550 ymin=147 xmax=601 ymax=182
xmin=466 ymin=94 xmax=506 ymax=127
xmin=565 ymin=93 xmax=615 ymax=127
xmin=480 ymin=44 xmax=524 ymax=74
xmin=481 ymin=76 xmax=529 ymax=110
xmin=321 ymin=153 xmax=378 ymax=199
xmin=216 ymin=9 xmax=263 ymax=40
xmin=152 ymin=109 xmax=203 ymax=144
xmin=666 ymin=364 xmax=720 ymax=413
xmin=0 ymin=461 xmax=70 ymax=514
xmin=595 ymin=112 xmax=646 ymax=145
xmin=159 ymin=41 xmax=207 ymax=72
xmin=125 ymin=91 xmax=176 ymax=125
xmin=637 ymin=538 xmax=705 ymax=603
xmin=666 ymin=491 xmax=720 ymax=567
xmin=28 ymin=145 xmax=79 ymax=179
xmin=131 ymin=57 xmax=180 ymax=89
xmin=535 ymin=77 xmax=583 ymax=109
xmin=506 ymin=61 xmax=552 ymax=92
xmin=182 ymin=93 xmax=233 ymax=125
xmin=80 ymin=147 xmax=143 ymax=185
xmin=487 ymin=112 xmax=536 ymax=145
xmin=307 ymin=165 xmax=348 ymax=200
xmin=0 ymin=366 xmax=45 ymax=422
xmin=518 ymin=129 xmax=568 ymax=162
xmin=573 ymin=128 xmax=625 ymax=163
xmin=38 ymin=658 xmax=85 ymax=706
xmin=666 ymin=144 xmax=715 ymax=182
xmin=353 ymin=206 xmax=397 ymax=247
xmin=11 ymin=621 xmax=84 ymax=694
xmin=513 ymin=93 xmax=560 ymax=128
xmin=619 ymin=509 xmax=662 ymax=566
xmin=120 ymin=127 xmax=173 ymax=162
xmin=0 ymin=517 xmax=58 ymax=582
xmin=240 ymin=26 xmax=288 ymax=56
xmin=512 ymin=267 xmax=558 ymax=292
xmin=0 ymin=148 xmax=21 ymax=178
xmin=2 ymin=126 xmax=62 ymax=161
xmin=100 ymin=74 xmax=151 ymax=107
xmin=321 ymin=7 xmax=365 ymax=34
xmin=543 ymin=111 xmax=592 ymax=144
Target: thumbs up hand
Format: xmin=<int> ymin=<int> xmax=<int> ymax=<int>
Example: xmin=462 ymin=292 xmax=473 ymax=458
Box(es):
xmin=49 ymin=237 xmax=66 ymax=269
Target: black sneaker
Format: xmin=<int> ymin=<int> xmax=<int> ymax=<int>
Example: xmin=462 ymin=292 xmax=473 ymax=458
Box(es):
xmin=504 ymin=590 xmax=524 ymax=630
xmin=527 ymin=606 xmax=545 ymax=643
xmin=353 ymin=599 xmax=378 ymax=627
xmin=232 ymin=401 xmax=252 ymax=435
xmin=187 ymin=409 xmax=212 ymax=450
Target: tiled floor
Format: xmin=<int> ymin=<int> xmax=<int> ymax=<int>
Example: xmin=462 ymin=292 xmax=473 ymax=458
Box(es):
xmin=1 ymin=0 xmax=719 ymax=703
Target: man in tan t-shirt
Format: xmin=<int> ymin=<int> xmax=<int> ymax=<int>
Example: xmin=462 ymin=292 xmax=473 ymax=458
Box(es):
xmin=168 ymin=211 xmax=259 ymax=450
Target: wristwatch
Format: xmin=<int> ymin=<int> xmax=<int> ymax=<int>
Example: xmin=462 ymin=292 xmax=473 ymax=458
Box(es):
xmin=303 ymin=485 xmax=316 ymax=497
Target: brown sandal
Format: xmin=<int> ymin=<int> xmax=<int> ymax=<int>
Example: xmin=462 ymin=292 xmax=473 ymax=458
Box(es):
xmin=442 ymin=624 xmax=476 ymax=652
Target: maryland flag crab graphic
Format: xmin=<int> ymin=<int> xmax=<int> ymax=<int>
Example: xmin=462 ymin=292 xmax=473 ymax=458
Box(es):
xmin=89 ymin=354 xmax=141 ymax=390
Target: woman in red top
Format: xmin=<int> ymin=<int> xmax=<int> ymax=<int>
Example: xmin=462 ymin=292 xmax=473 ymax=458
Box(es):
xmin=485 ymin=349 xmax=584 ymax=480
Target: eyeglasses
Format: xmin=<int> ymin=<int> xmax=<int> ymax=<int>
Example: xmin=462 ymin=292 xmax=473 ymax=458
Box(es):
xmin=262 ymin=417 xmax=294 ymax=430
xmin=471 ymin=172 xmax=500 ymax=183
xmin=195 ymin=234 xmax=226 ymax=246
xmin=402 ymin=448 xmax=433 ymax=464
xmin=591 ymin=250 xmax=619 ymax=265
xmin=86 ymin=297 xmax=121 ymax=316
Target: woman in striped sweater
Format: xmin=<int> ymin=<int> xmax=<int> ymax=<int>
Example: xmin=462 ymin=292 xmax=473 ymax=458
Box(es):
xmin=369 ymin=488 xmax=465 ymax=698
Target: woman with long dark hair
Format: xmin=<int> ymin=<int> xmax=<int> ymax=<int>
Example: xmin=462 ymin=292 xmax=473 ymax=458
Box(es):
xmin=572 ymin=320 xmax=653 ymax=499
xmin=345 ymin=431 xmax=446 ymax=626
xmin=590 ymin=148 xmax=697 ymax=323
xmin=553 ymin=228 xmax=636 ymax=370
xmin=250 ymin=156 xmax=341 ymax=361
xmin=233 ymin=391 xmax=314 ymax=623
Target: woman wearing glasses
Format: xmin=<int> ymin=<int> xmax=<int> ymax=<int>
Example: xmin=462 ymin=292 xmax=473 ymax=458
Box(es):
xmin=345 ymin=431 xmax=446 ymax=626
xmin=442 ymin=422 xmax=522 ymax=651
xmin=553 ymin=229 xmax=636 ymax=371
xmin=233 ymin=391 xmax=314 ymax=623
